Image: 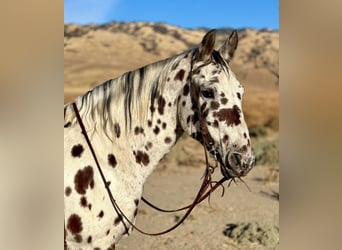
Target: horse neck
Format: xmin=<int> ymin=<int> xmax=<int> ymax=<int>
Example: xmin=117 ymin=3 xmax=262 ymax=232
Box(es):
xmin=120 ymin=55 xmax=192 ymax=180
xmin=72 ymin=52 xmax=193 ymax=182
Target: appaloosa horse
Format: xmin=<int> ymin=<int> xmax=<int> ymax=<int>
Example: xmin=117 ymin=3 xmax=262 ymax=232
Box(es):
xmin=64 ymin=29 xmax=255 ymax=249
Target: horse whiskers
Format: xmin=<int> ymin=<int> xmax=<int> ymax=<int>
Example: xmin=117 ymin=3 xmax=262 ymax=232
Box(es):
xmin=238 ymin=177 xmax=252 ymax=192
xmin=227 ymin=178 xmax=236 ymax=188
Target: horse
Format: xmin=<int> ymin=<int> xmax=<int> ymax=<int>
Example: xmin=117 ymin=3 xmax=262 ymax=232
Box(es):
xmin=64 ymin=29 xmax=255 ymax=249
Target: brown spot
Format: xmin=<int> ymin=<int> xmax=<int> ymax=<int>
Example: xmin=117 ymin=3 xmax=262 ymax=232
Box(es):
xmin=241 ymin=145 xmax=247 ymax=151
xmin=158 ymin=96 xmax=166 ymax=115
xmin=165 ymin=137 xmax=172 ymax=144
xmin=67 ymin=214 xmax=82 ymax=235
xmin=80 ymin=196 xmax=87 ymax=207
xmin=162 ymin=122 xmax=167 ymax=129
xmin=216 ymin=105 xmax=241 ymax=126
xmin=153 ymin=126 xmax=160 ymax=135
xmin=147 ymin=120 xmax=152 ymax=127
xmin=203 ymin=109 xmax=209 ymax=118
xmin=74 ymin=234 xmax=82 ymax=243
xmin=107 ymin=243 xmax=116 ymax=250
xmin=182 ymin=100 xmax=186 ymax=107
xmin=147 ymin=142 xmax=153 ymax=149
xmin=135 ymin=151 xmax=150 ymax=166
xmin=74 ymin=166 xmax=94 ymax=194
xmin=213 ymin=120 xmax=219 ymax=128
xmin=134 ymin=199 xmax=139 ymax=206
xmin=175 ymin=69 xmax=185 ymax=81
xmin=186 ymin=115 xmax=192 ymax=124
xmin=88 ymin=204 xmax=92 ymax=210
xmin=87 ymin=236 xmax=92 ymax=244
xmin=237 ymin=93 xmax=241 ymax=100
xmin=150 ymin=103 xmax=155 ymax=113
xmin=98 ymin=210 xmax=104 ymax=218
xmin=243 ymin=133 xmax=247 ymax=138
xmin=183 ymin=84 xmax=190 ymax=96
xmin=247 ymin=139 xmax=250 ymax=146
xmin=94 ymin=248 xmax=101 ymax=250
xmin=108 ymin=154 xmax=117 ymax=168
xmin=200 ymin=102 xmax=207 ymax=112
xmin=114 ymin=123 xmax=121 ymax=138
xmin=134 ymin=208 xmax=138 ymax=217
xmin=220 ymin=92 xmax=225 ymax=97
xmin=65 ymin=187 xmax=71 ymax=196
xmin=168 ymin=102 xmax=172 ymax=107
xmin=222 ymin=135 xmax=229 ymax=144
xmin=134 ymin=126 xmax=140 ymax=135
xmin=114 ymin=215 xmax=122 ymax=226
xmin=157 ymin=119 xmax=161 ymax=124
xmin=64 ymin=122 xmax=71 ymax=128
xmin=210 ymin=101 xmax=220 ymax=110
xmin=220 ymin=98 xmax=228 ymax=104
xmin=71 ymin=144 xmax=84 ymax=157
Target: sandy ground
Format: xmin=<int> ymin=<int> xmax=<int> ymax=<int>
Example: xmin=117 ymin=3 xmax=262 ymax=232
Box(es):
xmin=112 ymin=134 xmax=279 ymax=250
xmin=117 ymin=155 xmax=279 ymax=250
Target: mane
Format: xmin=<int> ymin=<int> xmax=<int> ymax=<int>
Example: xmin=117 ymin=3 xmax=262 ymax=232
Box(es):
xmin=72 ymin=49 xmax=194 ymax=141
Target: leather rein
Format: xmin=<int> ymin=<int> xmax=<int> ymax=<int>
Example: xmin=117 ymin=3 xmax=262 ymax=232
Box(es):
xmin=70 ymin=53 xmax=230 ymax=236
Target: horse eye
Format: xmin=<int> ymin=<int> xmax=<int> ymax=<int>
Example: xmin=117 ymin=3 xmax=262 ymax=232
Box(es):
xmin=201 ymin=89 xmax=214 ymax=98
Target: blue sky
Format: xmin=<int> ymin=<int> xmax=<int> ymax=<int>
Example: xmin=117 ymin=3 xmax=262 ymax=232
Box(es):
xmin=64 ymin=0 xmax=278 ymax=30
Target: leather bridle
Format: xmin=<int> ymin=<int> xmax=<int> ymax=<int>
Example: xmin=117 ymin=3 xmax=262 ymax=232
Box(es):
xmin=70 ymin=51 xmax=230 ymax=236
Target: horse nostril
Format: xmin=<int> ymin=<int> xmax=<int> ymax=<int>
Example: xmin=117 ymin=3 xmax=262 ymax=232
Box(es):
xmin=226 ymin=153 xmax=241 ymax=167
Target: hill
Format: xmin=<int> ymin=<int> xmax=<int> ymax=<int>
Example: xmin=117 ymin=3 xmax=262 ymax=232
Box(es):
xmin=64 ymin=22 xmax=279 ymax=129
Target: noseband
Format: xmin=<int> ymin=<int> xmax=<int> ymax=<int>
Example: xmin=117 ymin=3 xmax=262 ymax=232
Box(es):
xmin=70 ymin=50 xmax=231 ymax=237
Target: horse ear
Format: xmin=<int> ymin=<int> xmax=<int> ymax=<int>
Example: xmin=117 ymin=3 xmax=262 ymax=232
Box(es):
xmin=198 ymin=29 xmax=216 ymax=61
xmin=219 ymin=30 xmax=238 ymax=62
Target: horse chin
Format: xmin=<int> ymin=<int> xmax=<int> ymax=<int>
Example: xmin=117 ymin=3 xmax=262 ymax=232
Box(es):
xmin=218 ymin=157 xmax=239 ymax=179
xmin=212 ymin=153 xmax=238 ymax=179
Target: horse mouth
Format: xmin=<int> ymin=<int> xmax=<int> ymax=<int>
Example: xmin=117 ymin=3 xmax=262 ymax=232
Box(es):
xmin=215 ymin=151 xmax=255 ymax=179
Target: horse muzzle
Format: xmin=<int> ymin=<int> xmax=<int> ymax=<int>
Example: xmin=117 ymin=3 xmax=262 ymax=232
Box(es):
xmin=220 ymin=152 xmax=255 ymax=178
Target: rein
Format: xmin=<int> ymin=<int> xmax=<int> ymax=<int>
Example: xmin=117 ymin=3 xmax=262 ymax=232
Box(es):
xmin=70 ymin=53 xmax=230 ymax=236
